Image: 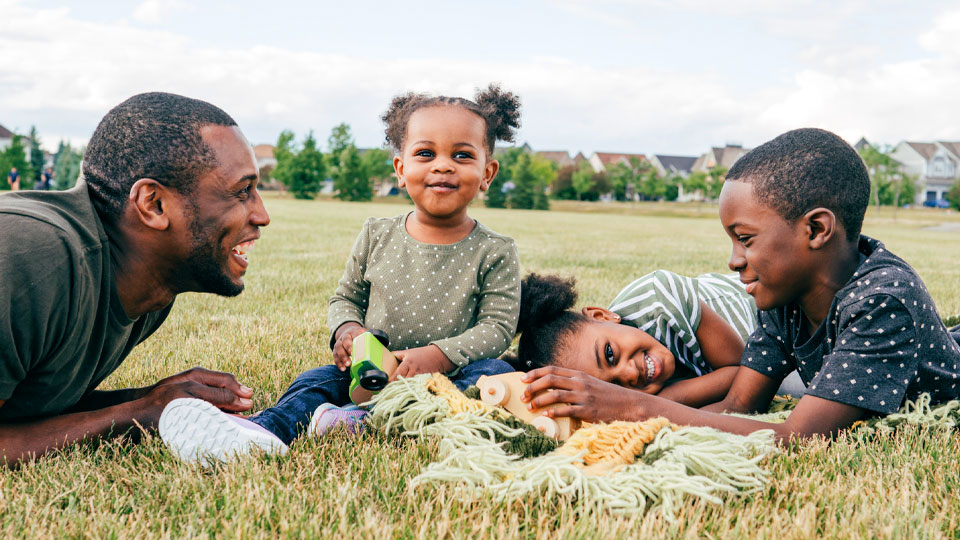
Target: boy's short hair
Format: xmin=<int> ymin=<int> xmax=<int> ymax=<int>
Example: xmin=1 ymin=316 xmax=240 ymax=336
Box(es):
xmin=725 ymin=128 xmax=870 ymax=241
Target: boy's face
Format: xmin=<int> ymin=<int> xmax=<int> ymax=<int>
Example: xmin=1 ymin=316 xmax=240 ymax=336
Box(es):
xmin=718 ymin=180 xmax=815 ymax=311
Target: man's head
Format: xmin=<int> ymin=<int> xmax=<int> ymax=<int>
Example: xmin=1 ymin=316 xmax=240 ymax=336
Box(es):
xmin=84 ymin=92 xmax=269 ymax=298
xmin=719 ymin=128 xmax=869 ymax=310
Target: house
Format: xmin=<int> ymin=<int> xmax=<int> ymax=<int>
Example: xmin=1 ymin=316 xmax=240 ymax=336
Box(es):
xmin=691 ymin=144 xmax=749 ymax=173
xmin=252 ymin=144 xmax=282 ymax=189
xmin=534 ymin=150 xmax=574 ymax=168
xmin=854 ymin=137 xmax=871 ymax=151
xmin=0 ymin=123 xmax=15 ymax=150
xmin=588 ymin=152 xmax=647 ymax=173
xmin=648 ymin=154 xmax=697 ymax=178
xmin=889 ymin=141 xmax=960 ymax=205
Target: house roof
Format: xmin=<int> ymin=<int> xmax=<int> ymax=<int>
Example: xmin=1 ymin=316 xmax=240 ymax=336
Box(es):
xmin=253 ymin=144 xmax=274 ymax=160
xmin=711 ymin=146 xmax=748 ymax=168
xmin=593 ymin=152 xmax=646 ymax=166
xmin=905 ymin=142 xmax=938 ymax=160
xmin=937 ymin=141 xmax=960 ymax=160
xmin=535 ymin=150 xmax=573 ymax=165
xmin=0 ymin=123 xmax=15 ymax=139
xmin=854 ymin=137 xmax=870 ymax=150
xmin=654 ymin=154 xmax=697 ymax=174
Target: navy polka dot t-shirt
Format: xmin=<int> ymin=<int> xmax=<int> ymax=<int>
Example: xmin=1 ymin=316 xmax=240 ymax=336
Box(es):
xmin=742 ymin=236 xmax=960 ymax=415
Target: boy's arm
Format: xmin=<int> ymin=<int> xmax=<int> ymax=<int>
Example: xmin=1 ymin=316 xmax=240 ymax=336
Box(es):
xmin=656 ymin=365 xmax=740 ymax=407
xmin=520 ymin=365 xmax=865 ymax=443
xmin=695 ymin=301 xmax=747 ymax=370
xmin=429 ymin=241 xmax=520 ymax=367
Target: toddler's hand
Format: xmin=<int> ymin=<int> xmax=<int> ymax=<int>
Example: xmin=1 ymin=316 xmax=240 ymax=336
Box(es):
xmin=332 ymin=322 xmax=367 ymax=371
xmin=391 ymin=345 xmax=455 ymax=381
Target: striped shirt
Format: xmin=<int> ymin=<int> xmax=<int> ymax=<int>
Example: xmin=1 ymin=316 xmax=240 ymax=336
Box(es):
xmin=607 ymin=270 xmax=757 ymax=377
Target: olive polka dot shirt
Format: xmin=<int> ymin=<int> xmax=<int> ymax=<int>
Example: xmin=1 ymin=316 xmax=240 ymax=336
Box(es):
xmin=328 ymin=213 xmax=521 ymax=367
xmin=743 ymin=236 xmax=960 ymax=415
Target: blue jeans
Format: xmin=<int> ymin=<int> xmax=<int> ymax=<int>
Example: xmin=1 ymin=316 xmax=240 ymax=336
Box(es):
xmin=250 ymin=358 xmax=514 ymax=445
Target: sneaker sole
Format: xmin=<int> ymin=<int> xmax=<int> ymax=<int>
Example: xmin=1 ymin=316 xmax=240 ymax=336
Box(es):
xmin=159 ymin=398 xmax=288 ymax=466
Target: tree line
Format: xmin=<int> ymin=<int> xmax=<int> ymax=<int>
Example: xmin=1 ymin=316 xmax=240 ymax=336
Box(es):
xmin=0 ymin=127 xmax=84 ymax=190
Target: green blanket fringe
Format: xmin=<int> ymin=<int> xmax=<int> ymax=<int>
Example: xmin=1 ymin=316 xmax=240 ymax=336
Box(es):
xmin=367 ymin=374 xmax=776 ymax=518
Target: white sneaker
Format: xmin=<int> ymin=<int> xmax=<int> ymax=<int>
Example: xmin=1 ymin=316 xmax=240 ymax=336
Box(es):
xmin=307 ymin=403 xmax=368 ymax=438
xmin=159 ymin=398 xmax=288 ymax=465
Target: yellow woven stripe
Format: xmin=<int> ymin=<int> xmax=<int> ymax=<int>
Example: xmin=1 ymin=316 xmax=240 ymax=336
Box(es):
xmin=425 ymin=373 xmax=496 ymax=416
xmin=555 ymin=417 xmax=673 ymax=466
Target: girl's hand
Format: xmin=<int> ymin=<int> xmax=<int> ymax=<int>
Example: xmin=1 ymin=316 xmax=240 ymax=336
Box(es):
xmin=521 ymin=366 xmax=649 ymax=424
xmin=391 ymin=345 xmax=455 ymax=380
xmin=332 ymin=322 xmax=368 ymax=371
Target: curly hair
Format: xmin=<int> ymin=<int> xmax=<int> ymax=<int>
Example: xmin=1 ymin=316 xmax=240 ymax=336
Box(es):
xmin=381 ymin=83 xmax=521 ymax=155
xmin=82 ymin=92 xmax=238 ymax=222
xmin=725 ymin=128 xmax=870 ymax=242
xmin=507 ymin=273 xmax=587 ymax=371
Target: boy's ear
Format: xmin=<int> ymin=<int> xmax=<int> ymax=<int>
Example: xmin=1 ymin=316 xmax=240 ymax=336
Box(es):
xmin=804 ymin=207 xmax=836 ymax=249
xmin=393 ymin=156 xmax=405 ymax=188
xmin=128 ymin=178 xmax=171 ymax=231
xmin=480 ymin=159 xmax=499 ymax=192
xmin=581 ymin=306 xmax=622 ymax=323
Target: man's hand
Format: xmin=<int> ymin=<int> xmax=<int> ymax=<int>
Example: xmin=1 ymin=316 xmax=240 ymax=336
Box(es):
xmin=332 ymin=322 xmax=368 ymax=371
xmin=391 ymin=345 xmax=455 ymax=381
xmin=520 ymin=366 xmax=647 ymax=423
xmin=137 ymin=367 xmax=254 ymax=429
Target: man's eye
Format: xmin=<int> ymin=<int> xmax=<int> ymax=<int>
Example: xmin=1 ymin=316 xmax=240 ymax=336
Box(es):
xmin=605 ymin=344 xmax=616 ymax=366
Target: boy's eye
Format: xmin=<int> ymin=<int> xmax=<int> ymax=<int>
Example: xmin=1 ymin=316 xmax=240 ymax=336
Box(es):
xmin=737 ymin=235 xmax=752 ymax=245
xmin=604 ymin=344 xmax=616 ymax=366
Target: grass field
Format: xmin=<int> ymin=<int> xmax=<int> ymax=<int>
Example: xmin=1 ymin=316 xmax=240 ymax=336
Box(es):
xmin=3 ymin=194 xmax=960 ymax=538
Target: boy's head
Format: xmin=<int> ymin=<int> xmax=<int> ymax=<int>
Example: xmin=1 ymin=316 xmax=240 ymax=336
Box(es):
xmin=719 ymin=128 xmax=870 ymax=310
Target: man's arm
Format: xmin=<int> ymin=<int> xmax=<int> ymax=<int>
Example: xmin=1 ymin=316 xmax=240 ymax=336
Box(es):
xmin=0 ymin=367 xmax=253 ymax=467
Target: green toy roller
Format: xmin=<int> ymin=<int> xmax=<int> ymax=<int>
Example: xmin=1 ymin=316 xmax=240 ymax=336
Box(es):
xmin=349 ymin=330 xmax=399 ymax=406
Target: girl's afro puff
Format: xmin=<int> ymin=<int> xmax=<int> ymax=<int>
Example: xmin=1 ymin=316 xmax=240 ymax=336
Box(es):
xmin=381 ymin=83 xmax=521 ymax=155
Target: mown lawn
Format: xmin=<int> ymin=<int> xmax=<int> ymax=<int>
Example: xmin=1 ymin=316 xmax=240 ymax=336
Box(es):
xmin=3 ymin=195 xmax=959 ymax=539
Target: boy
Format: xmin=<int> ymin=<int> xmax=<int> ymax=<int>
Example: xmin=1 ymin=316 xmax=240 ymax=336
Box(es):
xmin=522 ymin=128 xmax=960 ymax=442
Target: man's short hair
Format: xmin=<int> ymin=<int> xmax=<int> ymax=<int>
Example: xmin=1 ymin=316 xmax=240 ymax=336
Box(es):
xmin=725 ymin=128 xmax=870 ymax=241
xmin=82 ymin=92 xmax=237 ymax=220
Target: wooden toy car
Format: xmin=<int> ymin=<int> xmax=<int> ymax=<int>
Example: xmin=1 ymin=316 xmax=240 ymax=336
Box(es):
xmin=476 ymin=372 xmax=580 ymax=441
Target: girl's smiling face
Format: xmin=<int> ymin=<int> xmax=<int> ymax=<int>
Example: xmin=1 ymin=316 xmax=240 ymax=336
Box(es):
xmin=393 ymin=105 xmax=499 ymax=226
xmin=556 ymin=310 xmax=677 ymax=394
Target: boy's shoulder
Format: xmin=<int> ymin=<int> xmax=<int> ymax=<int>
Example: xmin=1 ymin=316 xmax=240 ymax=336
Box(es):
xmin=834 ymin=236 xmax=930 ymax=312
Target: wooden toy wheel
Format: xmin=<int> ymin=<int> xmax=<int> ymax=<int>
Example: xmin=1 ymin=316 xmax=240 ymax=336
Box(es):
xmin=531 ymin=416 xmax=559 ymax=439
xmin=479 ymin=378 xmax=509 ymax=407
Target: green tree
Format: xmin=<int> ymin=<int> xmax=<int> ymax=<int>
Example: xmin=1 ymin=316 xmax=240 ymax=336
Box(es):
xmin=859 ymin=144 xmax=917 ymax=209
xmin=705 ymin=165 xmax=728 ymax=200
xmin=507 ymin=152 xmax=553 ymax=210
xmin=53 ymin=141 xmax=84 ymax=189
xmin=637 ymin=170 xmax=667 ymax=201
xmin=947 ymin=180 xmax=960 ymax=211
xmin=606 ymin=162 xmax=634 ymax=201
xmin=361 ymin=148 xmax=395 ymax=194
xmin=273 ymin=130 xmax=326 ymax=199
xmin=485 ymin=147 xmax=524 ymax=208
xmin=327 ymin=123 xmax=353 ymax=163
xmin=333 ymin=144 xmax=372 ymax=202
xmin=551 ymin=165 xmax=578 ymax=200
xmin=663 ymin=174 xmax=683 ymax=202
xmin=571 ymin=161 xmax=595 ymax=201
xmin=28 ymin=126 xmax=44 ymax=185
xmin=0 ymin=134 xmax=32 ymax=190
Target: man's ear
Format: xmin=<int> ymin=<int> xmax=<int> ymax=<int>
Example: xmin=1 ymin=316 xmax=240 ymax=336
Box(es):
xmin=129 ymin=178 xmax=171 ymax=231
xmin=804 ymin=207 xmax=836 ymax=249
xmin=581 ymin=306 xmax=621 ymax=322
xmin=393 ymin=156 xmax=405 ymax=188
xmin=480 ymin=159 xmax=500 ymax=192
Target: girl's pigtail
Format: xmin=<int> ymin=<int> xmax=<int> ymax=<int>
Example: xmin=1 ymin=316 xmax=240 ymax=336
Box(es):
xmin=474 ymin=83 xmax=521 ymax=145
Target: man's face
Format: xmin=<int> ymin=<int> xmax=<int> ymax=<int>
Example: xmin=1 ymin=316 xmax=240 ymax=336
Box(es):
xmin=718 ymin=180 xmax=813 ymax=311
xmin=174 ymin=125 xmax=270 ymax=297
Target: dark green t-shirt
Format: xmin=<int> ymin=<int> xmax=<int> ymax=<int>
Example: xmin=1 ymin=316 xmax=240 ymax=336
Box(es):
xmin=0 ymin=180 xmax=172 ymax=421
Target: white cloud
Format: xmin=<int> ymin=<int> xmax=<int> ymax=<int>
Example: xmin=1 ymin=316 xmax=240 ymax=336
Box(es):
xmin=1 ymin=1 xmax=959 ymax=154
xmin=132 ymin=0 xmax=193 ymax=24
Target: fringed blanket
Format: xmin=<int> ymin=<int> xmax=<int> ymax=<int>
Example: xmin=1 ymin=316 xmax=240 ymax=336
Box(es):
xmin=367 ymin=373 xmax=776 ymax=517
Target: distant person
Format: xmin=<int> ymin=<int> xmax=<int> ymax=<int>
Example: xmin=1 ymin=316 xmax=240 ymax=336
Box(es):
xmin=0 ymin=92 xmax=270 ymax=466
xmin=36 ymin=167 xmax=54 ymax=190
xmin=7 ymin=167 xmax=19 ymax=191
xmin=159 ymin=84 xmax=523 ymax=464
xmin=522 ymin=128 xmax=960 ymax=442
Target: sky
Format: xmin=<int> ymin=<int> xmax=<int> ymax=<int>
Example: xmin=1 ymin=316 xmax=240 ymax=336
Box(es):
xmin=1 ymin=0 xmax=959 ymax=156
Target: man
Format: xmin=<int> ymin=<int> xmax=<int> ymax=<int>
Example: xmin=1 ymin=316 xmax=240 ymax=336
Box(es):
xmin=0 ymin=92 xmax=270 ymax=466
xmin=7 ymin=167 xmax=19 ymax=191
